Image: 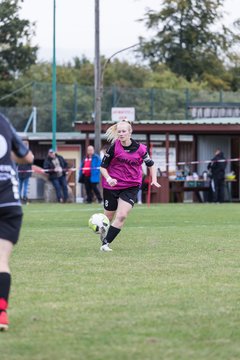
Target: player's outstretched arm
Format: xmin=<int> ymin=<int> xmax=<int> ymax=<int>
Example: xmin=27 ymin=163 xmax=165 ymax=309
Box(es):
xmin=149 ymin=165 xmax=161 ymax=188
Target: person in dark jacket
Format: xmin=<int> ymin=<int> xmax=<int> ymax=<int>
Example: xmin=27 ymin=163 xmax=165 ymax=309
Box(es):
xmin=207 ymin=149 xmax=227 ymax=203
xmin=0 ymin=113 xmax=34 ymax=331
xmin=43 ymin=149 xmax=69 ymax=203
xmin=79 ymin=145 xmax=102 ymax=204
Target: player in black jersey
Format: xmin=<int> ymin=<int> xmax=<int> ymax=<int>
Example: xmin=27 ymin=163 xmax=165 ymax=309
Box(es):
xmin=0 ymin=114 xmax=34 ymax=331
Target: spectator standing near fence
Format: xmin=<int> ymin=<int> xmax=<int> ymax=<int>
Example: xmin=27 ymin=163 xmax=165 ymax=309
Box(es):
xmin=207 ymin=149 xmax=227 ymax=203
xmin=43 ymin=149 xmax=69 ymax=203
xmin=78 ymin=145 xmax=102 ymax=204
xmin=18 ymin=162 xmax=32 ymax=204
xmin=0 ymin=113 xmax=34 ymax=331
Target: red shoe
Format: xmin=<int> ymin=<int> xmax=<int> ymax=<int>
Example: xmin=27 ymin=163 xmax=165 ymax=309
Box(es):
xmin=0 ymin=311 xmax=9 ymax=331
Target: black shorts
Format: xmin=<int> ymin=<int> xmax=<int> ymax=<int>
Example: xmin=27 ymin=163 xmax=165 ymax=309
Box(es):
xmin=0 ymin=206 xmax=23 ymax=245
xmin=103 ymin=186 xmax=139 ymax=211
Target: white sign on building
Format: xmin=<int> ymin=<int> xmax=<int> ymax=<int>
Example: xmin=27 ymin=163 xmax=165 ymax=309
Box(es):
xmin=111 ymin=107 xmax=135 ymax=122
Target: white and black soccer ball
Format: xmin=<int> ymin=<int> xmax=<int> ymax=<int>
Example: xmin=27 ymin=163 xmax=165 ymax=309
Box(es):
xmin=88 ymin=213 xmax=110 ymax=234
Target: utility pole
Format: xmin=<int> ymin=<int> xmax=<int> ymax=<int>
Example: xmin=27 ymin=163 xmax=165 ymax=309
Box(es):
xmin=52 ymin=0 xmax=57 ymax=151
xmin=94 ymin=0 xmax=139 ymax=153
xmin=94 ymin=0 xmax=101 ymax=154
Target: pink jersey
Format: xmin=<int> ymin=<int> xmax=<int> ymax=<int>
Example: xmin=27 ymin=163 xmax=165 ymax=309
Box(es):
xmin=102 ymin=139 xmax=147 ymax=190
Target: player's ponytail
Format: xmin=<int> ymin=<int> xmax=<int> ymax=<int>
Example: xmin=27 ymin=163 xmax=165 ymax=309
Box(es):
xmin=106 ymin=119 xmax=133 ymax=143
xmin=106 ymin=123 xmax=118 ymax=143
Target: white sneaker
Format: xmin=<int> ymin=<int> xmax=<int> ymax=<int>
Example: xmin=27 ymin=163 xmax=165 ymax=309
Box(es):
xmin=100 ymin=243 xmax=112 ymax=252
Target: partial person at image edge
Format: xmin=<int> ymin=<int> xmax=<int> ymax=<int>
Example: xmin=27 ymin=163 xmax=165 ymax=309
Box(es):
xmin=0 ymin=113 xmax=34 ymax=331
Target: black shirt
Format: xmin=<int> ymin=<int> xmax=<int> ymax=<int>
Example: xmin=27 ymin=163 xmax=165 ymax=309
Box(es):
xmin=0 ymin=114 xmax=29 ymax=206
xmin=207 ymin=151 xmax=226 ymax=180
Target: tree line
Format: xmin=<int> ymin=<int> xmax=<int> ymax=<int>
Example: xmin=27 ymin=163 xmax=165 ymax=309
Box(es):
xmin=1 ymin=0 xmax=240 ymax=111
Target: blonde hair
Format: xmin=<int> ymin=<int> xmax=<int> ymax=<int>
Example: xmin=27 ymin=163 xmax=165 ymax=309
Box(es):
xmin=106 ymin=120 xmax=133 ymax=143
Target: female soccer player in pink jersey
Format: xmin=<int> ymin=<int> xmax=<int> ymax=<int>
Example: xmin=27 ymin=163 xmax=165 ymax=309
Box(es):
xmin=100 ymin=120 xmax=160 ymax=252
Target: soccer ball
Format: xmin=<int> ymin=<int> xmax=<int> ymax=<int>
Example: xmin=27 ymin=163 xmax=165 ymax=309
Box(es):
xmin=88 ymin=213 xmax=110 ymax=234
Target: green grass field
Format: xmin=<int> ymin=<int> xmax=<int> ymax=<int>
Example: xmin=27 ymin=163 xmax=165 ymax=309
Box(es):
xmin=1 ymin=203 xmax=240 ymax=360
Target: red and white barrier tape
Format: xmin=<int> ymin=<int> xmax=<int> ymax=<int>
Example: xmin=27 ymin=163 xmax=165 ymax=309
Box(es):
xmin=17 ymin=157 xmax=240 ymax=173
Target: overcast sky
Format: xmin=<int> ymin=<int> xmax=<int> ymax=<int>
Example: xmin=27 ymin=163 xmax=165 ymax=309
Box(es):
xmin=19 ymin=0 xmax=240 ymax=64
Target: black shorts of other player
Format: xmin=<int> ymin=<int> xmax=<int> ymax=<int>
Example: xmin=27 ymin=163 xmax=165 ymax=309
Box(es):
xmin=0 ymin=207 xmax=23 ymax=245
xmin=103 ymin=186 xmax=139 ymax=211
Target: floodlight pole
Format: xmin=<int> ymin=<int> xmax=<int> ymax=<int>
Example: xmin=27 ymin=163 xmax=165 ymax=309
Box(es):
xmin=52 ymin=0 xmax=57 ymax=151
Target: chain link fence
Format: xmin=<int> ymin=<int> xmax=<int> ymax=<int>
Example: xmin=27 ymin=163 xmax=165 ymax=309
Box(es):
xmin=1 ymin=82 xmax=240 ymax=132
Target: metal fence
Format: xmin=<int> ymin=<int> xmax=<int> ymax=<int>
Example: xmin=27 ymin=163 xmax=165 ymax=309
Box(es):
xmin=1 ymin=82 xmax=240 ymax=132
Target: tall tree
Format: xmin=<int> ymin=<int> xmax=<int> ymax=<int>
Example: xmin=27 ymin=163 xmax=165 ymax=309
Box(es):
xmin=0 ymin=0 xmax=38 ymax=105
xmin=138 ymin=0 xmax=236 ymax=84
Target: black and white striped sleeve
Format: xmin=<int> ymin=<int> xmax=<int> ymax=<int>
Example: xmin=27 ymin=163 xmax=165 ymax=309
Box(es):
xmin=143 ymin=152 xmax=154 ymax=167
xmin=100 ymin=144 xmax=115 ymax=168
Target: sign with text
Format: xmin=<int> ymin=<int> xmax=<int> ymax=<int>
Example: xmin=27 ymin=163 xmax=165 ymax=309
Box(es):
xmin=111 ymin=107 xmax=135 ymax=122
